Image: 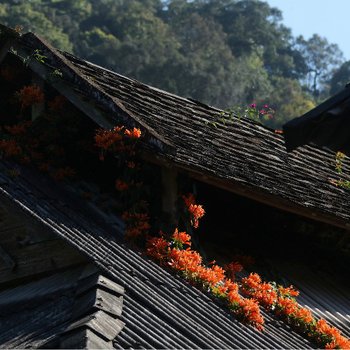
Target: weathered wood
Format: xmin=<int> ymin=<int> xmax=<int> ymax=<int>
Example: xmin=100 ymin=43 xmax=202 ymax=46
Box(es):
xmin=0 ymin=244 xmax=15 ymax=269
xmin=60 ymin=328 xmax=113 ymax=349
xmin=0 ymin=238 xmax=87 ymax=284
xmin=161 ymin=166 xmax=178 ymax=227
xmin=143 ymin=152 xmax=350 ymax=232
xmin=31 ymin=74 xmax=45 ymax=120
xmin=66 ymin=310 xmax=125 ymax=340
xmin=72 ymin=288 xmax=123 ymax=319
xmin=77 ymin=272 xmax=125 ymax=297
xmin=12 ymin=44 xmax=114 ymax=129
xmin=0 ymin=40 xmax=11 ymax=65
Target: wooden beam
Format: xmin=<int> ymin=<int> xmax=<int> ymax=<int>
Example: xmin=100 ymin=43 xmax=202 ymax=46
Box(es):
xmin=12 ymin=45 xmax=114 ymax=129
xmin=142 ymin=152 xmax=350 ymax=232
xmin=0 ymin=244 xmax=15 ymax=269
xmin=0 ymin=40 xmax=11 ymax=65
xmin=0 ymin=239 xmax=87 ymax=285
xmin=31 ymin=74 xmax=45 ymax=120
xmin=161 ymin=166 xmax=178 ymax=228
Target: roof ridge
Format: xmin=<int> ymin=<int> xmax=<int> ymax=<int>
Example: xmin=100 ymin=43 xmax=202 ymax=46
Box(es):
xmin=16 ymin=32 xmax=174 ymax=150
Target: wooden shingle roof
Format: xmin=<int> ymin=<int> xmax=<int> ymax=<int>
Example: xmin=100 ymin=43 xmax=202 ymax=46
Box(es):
xmin=6 ymin=30 xmax=350 ymax=230
xmin=0 ymin=161 xmax=317 ymax=349
xmin=1 ymin=26 xmax=350 ymax=348
xmin=0 ymin=263 xmax=125 ymax=349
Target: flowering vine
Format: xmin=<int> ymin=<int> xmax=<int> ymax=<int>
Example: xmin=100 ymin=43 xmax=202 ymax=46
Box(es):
xmin=241 ymin=273 xmax=350 ymax=349
xmin=94 ymin=125 xmax=150 ymax=240
xmin=146 ymin=229 xmax=264 ymax=330
xmin=1 ymin=67 xmax=349 ymax=349
xmin=182 ymin=193 xmax=205 ymax=229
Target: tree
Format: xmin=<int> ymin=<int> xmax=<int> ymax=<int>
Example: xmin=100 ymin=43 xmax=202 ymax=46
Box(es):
xmin=296 ymin=34 xmax=344 ymax=100
xmin=329 ymin=61 xmax=350 ymax=95
xmin=196 ymin=0 xmax=307 ymax=80
xmin=0 ymin=1 xmax=73 ymax=51
xmin=265 ymin=77 xmax=315 ymax=128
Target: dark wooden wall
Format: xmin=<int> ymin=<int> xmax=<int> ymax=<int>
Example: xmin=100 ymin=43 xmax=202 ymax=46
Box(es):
xmin=0 ymin=199 xmax=87 ymax=288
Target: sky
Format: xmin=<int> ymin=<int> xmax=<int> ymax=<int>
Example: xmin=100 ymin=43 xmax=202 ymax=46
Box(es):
xmin=266 ymin=0 xmax=350 ymax=60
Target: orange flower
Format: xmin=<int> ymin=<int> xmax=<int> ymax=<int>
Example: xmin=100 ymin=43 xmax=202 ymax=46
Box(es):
xmin=227 ymin=287 xmax=240 ymax=304
xmin=127 ymin=161 xmax=136 ymax=169
xmin=146 ymin=237 xmax=169 ymax=262
xmin=17 ymin=85 xmax=44 ymax=108
xmin=0 ymin=139 xmax=22 ymax=157
xmin=95 ymin=127 xmax=123 ymax=150
xmin=197 ymin=265 xmax=225 ymax=286
xmin=182 ymin=193 xmax=196 ymax=207
xmin=4 ymin=121 xmax=31 ymax=135
xmin=51 ymin=167 xmax=76 ymax=181
xmin=168 ymin=248 xmax=202 ymax=273
xmin=277 ymin=296 xmax=298 ymax=316
xmin=115 ymin=179 xmax=129 ymax=191
xmin=48 ymin=95 xmax=66 ymax=111
xmin=294 ymin=307 xmax=313 ymax=324
xmin=182 ymin=193 xmax=205 ymax=228
xmin=238 ymin=298 xmax=264 ymax=331
xmin=224 ymin=261 xmax=243 ymax=280
xmin=172 ymin=228 xmax=191 ymax=247
xmin=278 ymin=285 xmax=299 ymax=298
xmin=124 ymin=127 xmax=141 ymax=139
xmin=241 ymin=273 xmax=262 ymax=291
xmin=122 ymin=211 xmax=150 ymax=238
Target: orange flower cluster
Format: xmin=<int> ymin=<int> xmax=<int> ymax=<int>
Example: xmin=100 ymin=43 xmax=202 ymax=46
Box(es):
xmin=146 ymin=230 xmax=264 ymax=331
xmin=124 ymin=127 xmax=141 ymax=139
xmin=168 ymin=247 xmax=202 ymax=273
xmin=172 ymin=228 xmax=191 ymax=248
xmin=48 ymin=95 xmax=67 ymax=111
xmin=122 ymin=211 xmax=150 ymax=238
xmin=224 ymin=261 xmax=243 ymax=281
xmin=5 ymin=121 xmax=32 ymax=136
xmin=115 ymin=179 xmax=129 ymax=191
xmin=146 ymin=236 xmax=169 ymax=262
xmin=95 ymin=126 xmax=141 ymax=162
xmin=241 ymin=273 xmax=277 ymax=309
xmin=316 ymin=319 xmax=350 ymax=349
xmin=94 ymin=126 xmax=123 ymax=151
xmin=0 ymin=139 xmax=22 ymax=157
xmin=17 ymin=85 xmax=44 ymax=109
xmin=237 ymin=298 xmax=265 ymax=331
xmin=241 ymin=273 xmax=350 ymax=349
xmin=51 ymin=166 xmax=76 ymax=181
xmin=182 ymin=193 xmax=205 ymax=228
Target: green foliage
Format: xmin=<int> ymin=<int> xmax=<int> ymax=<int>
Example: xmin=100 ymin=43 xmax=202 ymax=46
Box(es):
xmin=296 ymin=34 xmax=344 ymax=101
xmin=0 ymin=0 xmax=345 ymax=128
xmin=329 ymin=61 xmax=350 ymax=95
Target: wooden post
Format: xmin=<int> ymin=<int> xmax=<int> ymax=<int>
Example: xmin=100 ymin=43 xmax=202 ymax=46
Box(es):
xmin=31 ymin=74 xmax=45 ymax=120
xmin=161 ymin=166 xmax=178 ymax=230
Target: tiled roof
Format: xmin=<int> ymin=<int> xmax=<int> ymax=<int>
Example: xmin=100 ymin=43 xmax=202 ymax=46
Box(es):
xmin=9 ymin=31 xmax=350 ymax=231
xmin=1 ymin=161 xmax=346 ymax=349
xmin=0 ymin=263 xmax=125 ymax=349
xmin=1 ymin=27 xmax=350 ymax=349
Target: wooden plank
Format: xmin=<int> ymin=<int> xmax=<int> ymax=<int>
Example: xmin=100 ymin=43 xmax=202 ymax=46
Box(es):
xmin=161 ymin=166 xmax=178 ymax=227
xmin=72 ymin=288 xmax=123 ymax=319
xmin=142 ymin=151 xmax=350 ymax=232
xmin=0 ymin=239 xmax=87 ymax=284
xmin=0 ymin=244 xmax=15 ymax=269
xmin=60 ymin=328 xmax=113 ymax=349
xmin=31 ymin=74 xmax=45 ymax=120
xmin=65 ymin=310 xmax=125 ymax=340
xmin=0 ymin=39 xmax=13 ymax=65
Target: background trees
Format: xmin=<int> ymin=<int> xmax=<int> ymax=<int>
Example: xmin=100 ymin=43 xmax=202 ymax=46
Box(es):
xmin=0 ymin=0 xmax=346 ymax=128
